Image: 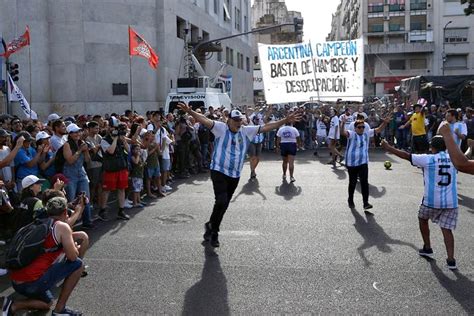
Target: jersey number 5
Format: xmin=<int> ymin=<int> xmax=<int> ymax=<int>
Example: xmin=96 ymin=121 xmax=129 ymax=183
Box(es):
xmin=438 ymin=165 xmax=451 ymax=186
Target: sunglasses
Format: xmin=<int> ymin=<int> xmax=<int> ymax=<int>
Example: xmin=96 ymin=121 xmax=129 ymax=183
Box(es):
xmin=356 ymin=125 xmax=365 ymax=129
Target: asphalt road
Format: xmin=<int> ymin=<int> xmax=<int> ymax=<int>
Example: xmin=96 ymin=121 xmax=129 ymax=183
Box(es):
xmin=2 ymin=150 xmax=473 ymax=315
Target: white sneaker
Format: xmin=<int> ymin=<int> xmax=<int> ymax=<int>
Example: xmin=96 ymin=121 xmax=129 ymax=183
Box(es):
xmin=0 ymin=268 xmax=7 ymax=276
xmin=124 ymin=200 xmax=133 ymax=209
xmin=164 ymin=185 xmax=172 ymax=191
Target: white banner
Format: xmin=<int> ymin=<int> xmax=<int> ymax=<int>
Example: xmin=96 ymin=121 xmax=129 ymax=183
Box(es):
xmin=258 ymin=38 xmax=364 ymax=103
xmin=8 ymin=73 xmax=38 ymax=119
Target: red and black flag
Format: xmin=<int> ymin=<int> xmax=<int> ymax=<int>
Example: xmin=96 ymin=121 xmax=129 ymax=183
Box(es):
xmin=129 ymin=26 xmax=159 ymax=69
xmin=1 ymin=26 xmax=30 ymax=58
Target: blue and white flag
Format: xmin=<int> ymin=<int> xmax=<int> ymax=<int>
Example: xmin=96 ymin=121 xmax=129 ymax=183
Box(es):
xmin=8 ymin=73 xmax=37 ymax=119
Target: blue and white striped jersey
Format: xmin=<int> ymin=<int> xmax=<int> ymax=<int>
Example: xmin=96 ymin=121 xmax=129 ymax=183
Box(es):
xmin=345 ymin=129 xmax=374 ymax=167
xmin=210 ymin=121 xmax=260 ymax=178
xmin=411 ymin=152 xmax=458 ymax=209
xmin=450 ymin=122 xmax=467 ymax=147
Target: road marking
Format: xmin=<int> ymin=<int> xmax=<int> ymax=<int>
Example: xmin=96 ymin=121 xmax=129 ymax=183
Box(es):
xmin=372 ymin=281 xmax=424 ymax=298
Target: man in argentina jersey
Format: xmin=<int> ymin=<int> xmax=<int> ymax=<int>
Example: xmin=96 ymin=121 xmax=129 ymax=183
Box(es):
xmin=177 ymin=102 xmax=300 ymax=247
xmin=445 ymin=109 xmax=467 ymax=148
xmin=381 ymin=136 xmax=459 ymax=270
xmin=437 ymin=121 xmax=474 ymax=174
xmin=340 ymin=116 xmax=390 ymax=211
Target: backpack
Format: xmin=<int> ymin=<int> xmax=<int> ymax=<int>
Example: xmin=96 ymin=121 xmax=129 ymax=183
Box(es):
xmin=5 ymin=218 xmax=60 ymax=270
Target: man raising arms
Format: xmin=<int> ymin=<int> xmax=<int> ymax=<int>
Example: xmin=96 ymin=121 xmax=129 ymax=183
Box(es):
xmin=177 ymin=102 xmax=300 ymax=247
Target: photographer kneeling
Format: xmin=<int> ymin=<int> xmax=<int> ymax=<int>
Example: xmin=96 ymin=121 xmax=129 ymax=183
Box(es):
xmin=98 ymin=118 xmax=130 ymax=221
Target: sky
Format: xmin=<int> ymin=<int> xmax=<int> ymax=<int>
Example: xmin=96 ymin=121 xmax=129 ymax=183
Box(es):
xmin=251 ymin=0 xmax=341 ymax=42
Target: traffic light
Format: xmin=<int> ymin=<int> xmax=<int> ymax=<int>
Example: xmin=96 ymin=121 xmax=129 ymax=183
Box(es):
xmin=7 ymin=63 xmax=19 ymax=81
xmin=294 ymin=17 xmax=304 ymax=37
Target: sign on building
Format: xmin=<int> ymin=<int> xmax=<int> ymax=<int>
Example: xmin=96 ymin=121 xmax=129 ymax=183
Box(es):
xmin=253 ymin=70 xmax=264 ymax=91
xmin=258 ymin=38 xmax=364 ymax=103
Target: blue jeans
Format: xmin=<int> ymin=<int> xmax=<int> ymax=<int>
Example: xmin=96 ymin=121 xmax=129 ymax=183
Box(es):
xmin=12 ymin=258 xmax=83 ymax=303
xmin=267 ymin=131 xmax=276 ymax=150
xmin=396 ymin=128 xmax=407 ymax=149
xmin=65 ymin=177 xmax=92 ymax=225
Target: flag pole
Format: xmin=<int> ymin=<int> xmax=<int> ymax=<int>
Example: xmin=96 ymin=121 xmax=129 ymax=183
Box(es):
xmin=128 ymin=26 xmax=134 ymax=113
xmin=28 ymin=36 xmax=32 ymax=119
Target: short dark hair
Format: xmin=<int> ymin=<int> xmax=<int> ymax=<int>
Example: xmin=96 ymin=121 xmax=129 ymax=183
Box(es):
xmin=430 ymin=135 xmax=446 ymax=152
xmin=354 ymin=119 xmax=365 ymax=128
xmin=46 ymin=197 xmax=68 ymax=216
xmin=447 ymin=109 xmax=458 ymax=119
xmin=87 ymin=121 xmax=99 ymax=128
xmin=52 ymin=119 xmax=64 ymax=131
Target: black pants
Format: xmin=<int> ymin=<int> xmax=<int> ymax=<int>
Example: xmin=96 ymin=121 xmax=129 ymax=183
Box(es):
xmin=209 ymin=170 xmax=240 ymax=232
xmin=347 ymin=164 xmax=369 ymax=205
xmin=177 ymin=140 xmax=190 ymax=175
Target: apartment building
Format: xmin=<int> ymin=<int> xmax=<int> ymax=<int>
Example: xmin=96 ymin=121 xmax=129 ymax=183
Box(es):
xmin=328 ymin=0 xmax=474 ymax=97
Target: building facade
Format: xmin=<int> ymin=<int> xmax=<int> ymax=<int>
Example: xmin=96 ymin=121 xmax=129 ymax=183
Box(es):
xmin=251 ymin=0 xmax=302 ymax=103
xmin=327 ymin=0 xmax=474 ymax=98
xmin=0 ymin=0 xmax=253 ymax=119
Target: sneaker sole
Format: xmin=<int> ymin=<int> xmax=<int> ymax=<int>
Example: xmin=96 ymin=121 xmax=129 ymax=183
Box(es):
xmin=418 ymin=252 xmax=434 ymax=258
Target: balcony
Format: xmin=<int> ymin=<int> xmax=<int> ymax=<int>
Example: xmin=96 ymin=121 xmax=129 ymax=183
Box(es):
xmin=365 ymin=41 xmax=435 ymax=55
xmin=409 ymin=30 xmax=432 ymax=42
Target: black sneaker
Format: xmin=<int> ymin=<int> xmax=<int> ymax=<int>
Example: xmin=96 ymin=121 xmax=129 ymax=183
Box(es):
xmin=81 ymin=222 xmax=95 ymax=230
xmin=446 ymin=259 xmax=457 ymax=270
xmin=348 ymin=199 xmax=355 ymax=209
xmin=418 ymin=246 xmax=434 ymax=258
xmin=52 ymin=306 xmax=82 ymax=316
xmin=117 ymin=210 xmax=130 ymax=220
xmin=97 ymin=210 xmax=109 ymax=222
xmin=363 ymin=203 xmax=373 ymax=210
xmin=210 ymin=232 xmax=220 ymax=248
xmin=339 ymin=155 xmax=345 ymax=163
xmin=203 ymin=222 xmax=212 ymax=241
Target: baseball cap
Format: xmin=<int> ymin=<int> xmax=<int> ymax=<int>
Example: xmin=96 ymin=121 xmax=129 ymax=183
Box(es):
xmin=21 ymin=175 xmax=46 ymax=189
xmin=66 ymin=123 xmax=82 ymax=134
xmin=15 ymin=131 xmax=32 ymax=142
xmin=35 ymin=131 xmax=51 ymax=141
xmin=109 ymin=116 xmax=120 ymax=127
xmin=0 ymin=129 xmax=11 ymax=137
xmin=230 ymin=110 xmax=244 ymax=121
xmin=46 ymin=197 xmax=68 ymax=216
xmin=47 ymin=113 xmax=61 ymax=123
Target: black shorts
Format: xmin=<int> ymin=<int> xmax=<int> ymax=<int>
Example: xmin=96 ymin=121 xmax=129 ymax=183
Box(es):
xmin=280 ymin=143 xmax=297 ymax=157
xmin=412 ymin=135 xmax=429 ymax=153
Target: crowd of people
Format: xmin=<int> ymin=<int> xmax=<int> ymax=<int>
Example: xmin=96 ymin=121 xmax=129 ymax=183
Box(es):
xmin=0 ymin=99 xmax=473 ymax=315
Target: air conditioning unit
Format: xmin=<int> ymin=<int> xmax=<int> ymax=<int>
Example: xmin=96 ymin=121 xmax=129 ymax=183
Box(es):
xmin=198 ymin=76 xmax=210 ymax=88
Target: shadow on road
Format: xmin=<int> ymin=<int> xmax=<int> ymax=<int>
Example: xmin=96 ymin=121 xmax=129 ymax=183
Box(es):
xmin=275 ymin=179 xmax=302 ymax=200
xmin=182 ymin=244 xmax=229 ymax=316
xmin=457 ymin=194 xmax=474 ymax=213
xmin=350 ymin=208 xmax=417 ymax=267
xmin=232 ymin=179 xmax=266 ymax=202
xmin=355 ymin=183 xmax=387 ymax=199
xmin=429 ymin=260 xmax=474 ymax=313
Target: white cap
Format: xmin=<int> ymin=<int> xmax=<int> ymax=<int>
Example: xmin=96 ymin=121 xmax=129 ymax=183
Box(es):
xmin=35 ymin=131 xmax=51 ymax=141
xmin=230 ymin=110 xmax=244 ymax=120
xmin=66 ymin=123 xmax=82 ymax=134
xmin=47 ymin=113 xmax=61 ymax=122
xmin=21 ymin=175 xmax=45 ymax=189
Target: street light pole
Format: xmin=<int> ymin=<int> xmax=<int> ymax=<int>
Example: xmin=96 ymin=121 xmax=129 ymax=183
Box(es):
xmin=442 ymin=20 xmax=452 ymax=76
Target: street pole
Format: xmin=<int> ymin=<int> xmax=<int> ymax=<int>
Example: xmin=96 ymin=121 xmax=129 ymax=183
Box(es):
xmin=442 ymin=21 xmax=452 ymax=76
xmin=129 ymin=55 xmax=134 ymax=112
xmin=28 ymin=41 xmax=32 ymax=119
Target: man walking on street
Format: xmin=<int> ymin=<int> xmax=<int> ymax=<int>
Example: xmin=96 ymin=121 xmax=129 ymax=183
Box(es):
xmin=178 ymin=102 xmax=300 ymax=247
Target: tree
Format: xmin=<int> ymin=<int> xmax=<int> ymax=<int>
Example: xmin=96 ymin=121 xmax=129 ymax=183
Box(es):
xmin=461 ymin=0 xmax=474 ymax=15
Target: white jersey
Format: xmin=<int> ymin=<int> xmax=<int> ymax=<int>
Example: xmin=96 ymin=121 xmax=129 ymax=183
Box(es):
xmin=450 ymin=122 xmax=467 ymax=147
xmin=411 ymin=152 xmax=458 ymax=209
xmin=339 ymin=114 xmax=354 ymax=130
xmin=316 ymin=119 xmax=327 ymax=137
xmin=210 ymin=121 xmax=260 ymax=178
xmin=345 ymin=129 xmax=374 ymax=167
xmin=276 ymin=126 xmax=300 ymax=143
xmin=328 ymin=116 xmax=340 ymax=140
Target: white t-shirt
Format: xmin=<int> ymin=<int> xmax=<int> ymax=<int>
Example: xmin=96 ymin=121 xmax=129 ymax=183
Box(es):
xmin=316 ymin=119 xmax=327 ymax=137
xmin=339 ymin=114 xmax=354 ymax=130
xmin=276 ymin=126 xmax=300 ymax=143
xmin=0 ymin=146 xmax=13 ymax=182
xmin=450 ymin=122 xmax=468 ymax=147
xmin=161 ymin=135 xmax=173 ymax=160
xmin=328 ymin=116 xmax=340 ymax=140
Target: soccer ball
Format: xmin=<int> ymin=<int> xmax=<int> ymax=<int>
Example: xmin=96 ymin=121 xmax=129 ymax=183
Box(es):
xmin=384 ymin=161 xmax=392 ymax=170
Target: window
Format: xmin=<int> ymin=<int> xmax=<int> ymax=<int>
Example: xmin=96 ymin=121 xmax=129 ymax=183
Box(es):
xmin=235 ymin=8 xmax=241 ymax=31
xmin=254 ymin=55 xmax=259 ymax=65
xmin=410 ymin=59 xmax=427 ymax=69
xmin=410 ymin=22 xmax=425 ymax=31
xmin=389 ymin=59 xmax=406 ymax=70
xmin=410 ymin=0 xmax=427 ymax=10
xmin=389 ymin=24 xmax=405 ymax=31
xmin=246 ymin=57 xmax=250 ymax=72
xmin=217 ymin=51 xmax=222 ymax=62
xmin=445 ymin=54 xmax=468 ymax=68
xmin=214 ymin=0 xmax=219 ymax=14
xmin=176 ymin=16 xmax=186 ymax=40
xmin=112 ymin=83 xmax=128 ymax=96
xmin=445 ymin=28 xmax=469 ymax=43
xmin=205 ymin=0 xmax=209 ymax=13
xmin=238 ymin=53 xmax=244 ymax=69
xmin=244 ymin=15 xmax=248 ymax=32
xmin=226 ymin=47 xmax=234 ymax=66
xmin=369 ymin=24 xmax=384 ymax=32
xmin=223 ymin=0 xmax=231 ymax=21
xmin=368 ymin=4 xmax=384 ymax=13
